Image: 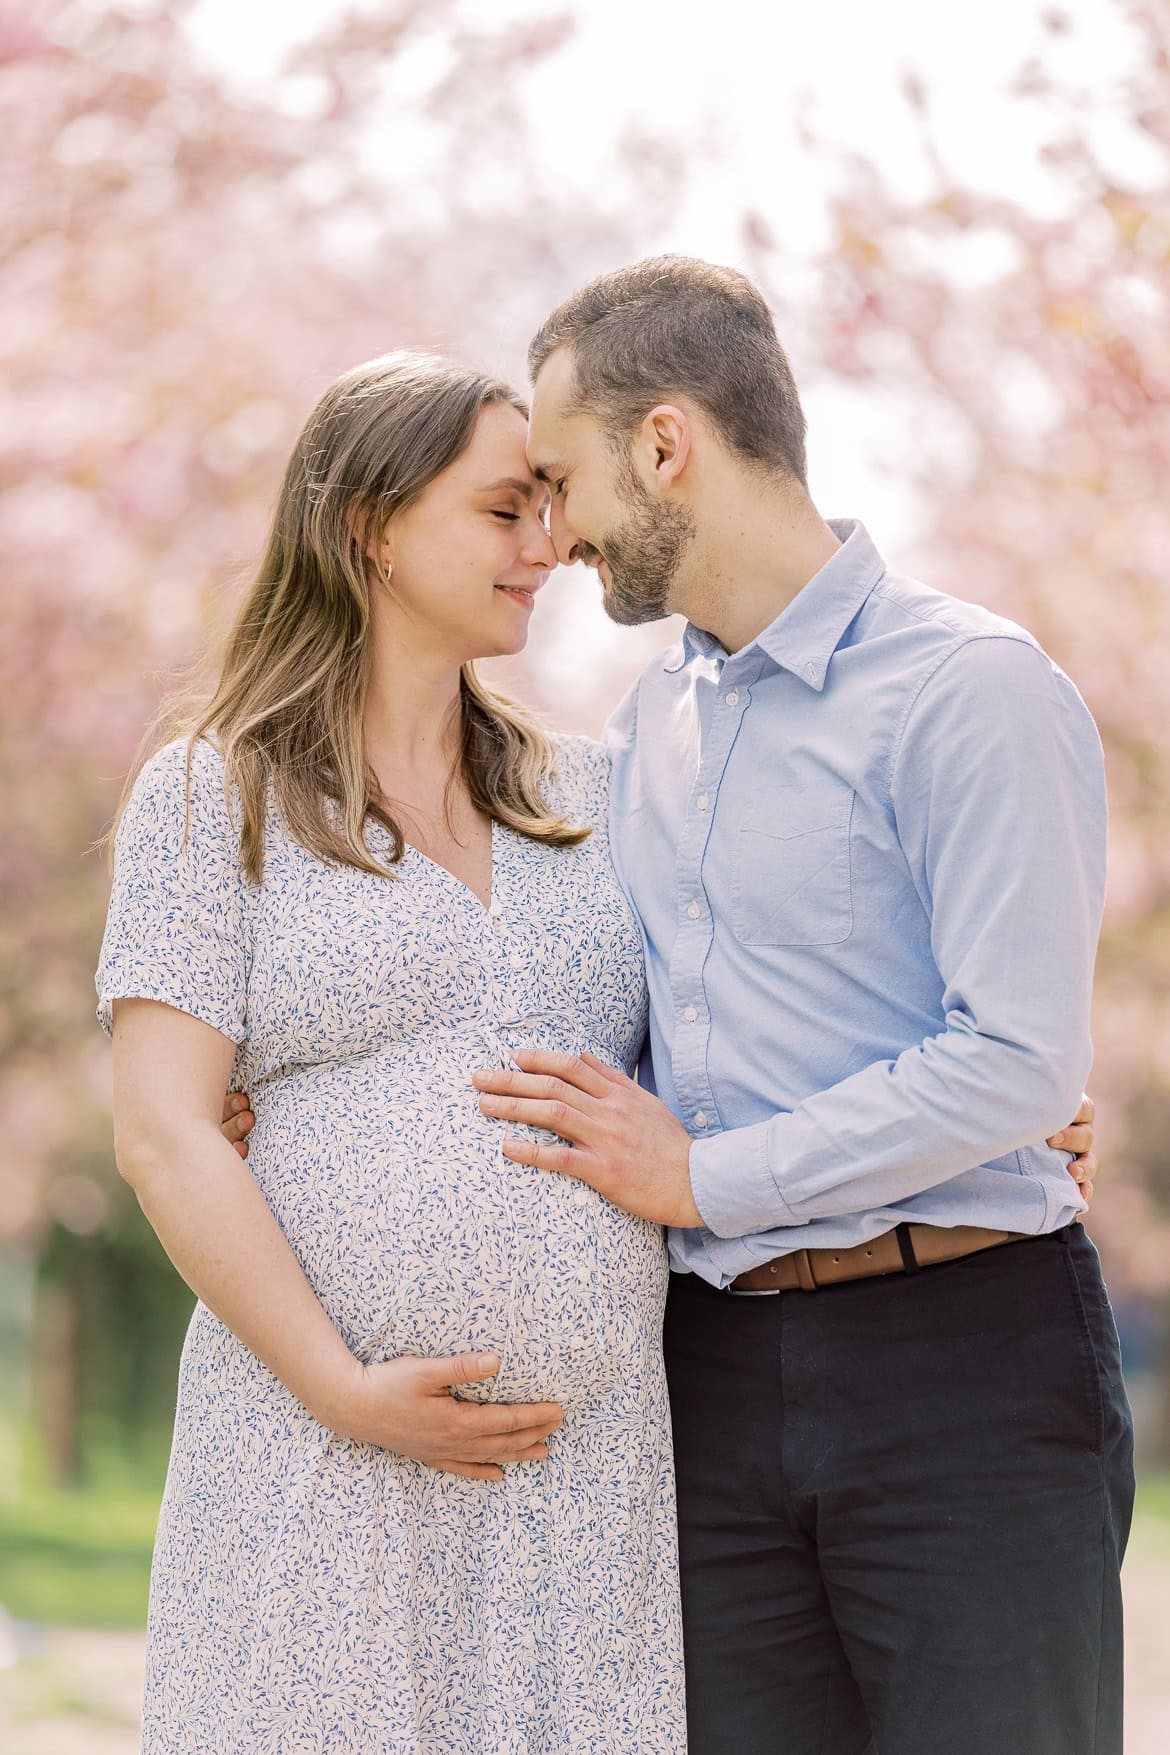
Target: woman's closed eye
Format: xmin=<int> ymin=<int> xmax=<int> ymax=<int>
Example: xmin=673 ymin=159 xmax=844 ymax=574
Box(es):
xmin=490 ymin=510 xmax=520 ymax=522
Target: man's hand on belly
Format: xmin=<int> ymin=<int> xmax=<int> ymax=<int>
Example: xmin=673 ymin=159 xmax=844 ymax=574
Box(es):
xmin=473 ymin=1049 xmax=704 ymax=1229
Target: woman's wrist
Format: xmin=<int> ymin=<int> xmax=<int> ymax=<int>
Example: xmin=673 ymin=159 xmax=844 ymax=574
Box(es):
xmin=290 ymin=1334 xmax=367 ymax=1435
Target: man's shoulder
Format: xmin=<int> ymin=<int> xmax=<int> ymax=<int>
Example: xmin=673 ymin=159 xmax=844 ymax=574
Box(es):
xmin=868 ymin=569 xmax=1042 ymax=656
xmin=856 ymin=570 xmax=1068 ymax=708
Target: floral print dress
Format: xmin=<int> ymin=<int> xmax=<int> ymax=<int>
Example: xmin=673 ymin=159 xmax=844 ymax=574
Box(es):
xmin=96 ymin=734 xmax=685 ymax=1754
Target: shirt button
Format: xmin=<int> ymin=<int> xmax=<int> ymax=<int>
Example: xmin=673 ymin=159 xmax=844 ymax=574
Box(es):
xmin=683 ymin=1005 xmax=698 ymax=1023
xmin=687 ymin=901 xmax=702 ymax=920
xmin=696 ymin=794 xmax=710 ymax=812
xmin=724 ymin=690 xmax=739 ymax=706
xmin=693 ymin=1112 xmax=708 ymax=1130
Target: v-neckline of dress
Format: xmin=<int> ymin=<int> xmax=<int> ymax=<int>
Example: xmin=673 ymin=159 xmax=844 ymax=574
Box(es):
xmin=403 ymin=816 xmax=500 ymax=916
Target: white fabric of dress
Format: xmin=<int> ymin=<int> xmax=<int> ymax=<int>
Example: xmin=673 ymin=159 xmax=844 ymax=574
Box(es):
xmin=96 ymin=734 xmax=685 ymax=1754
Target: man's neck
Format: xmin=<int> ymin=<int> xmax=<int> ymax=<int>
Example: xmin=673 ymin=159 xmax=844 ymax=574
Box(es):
xmin=680 ymin=480 xmax=842 ymax=656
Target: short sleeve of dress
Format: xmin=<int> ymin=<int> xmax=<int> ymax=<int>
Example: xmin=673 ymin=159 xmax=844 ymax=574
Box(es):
xmin=95 ymin=737 xmax=249 ymax=1042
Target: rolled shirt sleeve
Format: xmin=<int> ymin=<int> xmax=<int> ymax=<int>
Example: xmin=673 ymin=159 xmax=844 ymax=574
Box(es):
xmin=688 ymin=634 xmax=1106 ymax=1238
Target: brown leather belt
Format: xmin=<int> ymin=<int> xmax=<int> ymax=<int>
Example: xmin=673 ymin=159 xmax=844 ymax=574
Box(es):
xmin=728 ymin=1223 xmax=1033 ymax=1293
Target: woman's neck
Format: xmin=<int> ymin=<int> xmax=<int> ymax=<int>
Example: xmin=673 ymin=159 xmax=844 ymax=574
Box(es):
xmin=361 ymin=618 xmax=464 ymax=785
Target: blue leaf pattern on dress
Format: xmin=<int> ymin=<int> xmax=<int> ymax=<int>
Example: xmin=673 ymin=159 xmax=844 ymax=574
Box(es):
xmin=96 ymin=734 xmax=685 ymax=1753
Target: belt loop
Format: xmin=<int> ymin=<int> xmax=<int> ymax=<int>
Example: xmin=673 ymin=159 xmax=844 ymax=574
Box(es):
xmin=794 ymin=1248 xmax=818 ymax=1292
xmin=895 ymin=1223 xmax=920 ymax=1275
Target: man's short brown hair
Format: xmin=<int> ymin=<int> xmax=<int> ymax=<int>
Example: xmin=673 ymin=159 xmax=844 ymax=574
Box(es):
xmin=528 ymin=255 xmax=808 ymax=485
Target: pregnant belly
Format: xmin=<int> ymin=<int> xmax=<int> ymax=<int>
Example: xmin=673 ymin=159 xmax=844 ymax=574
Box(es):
xmin=244 ymin=1054 xmax=669 ymax=1408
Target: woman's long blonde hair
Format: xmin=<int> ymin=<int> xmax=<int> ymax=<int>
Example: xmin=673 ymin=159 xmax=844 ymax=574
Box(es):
xmin=114 ymin=351 xmax=588 ymax=882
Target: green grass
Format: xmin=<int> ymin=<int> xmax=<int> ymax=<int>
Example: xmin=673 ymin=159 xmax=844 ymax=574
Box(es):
xmin=1135 ymin=1472 xmax=1170 ymax=1522
xmin=0 ymin=1488 xmax=158 ymax=1629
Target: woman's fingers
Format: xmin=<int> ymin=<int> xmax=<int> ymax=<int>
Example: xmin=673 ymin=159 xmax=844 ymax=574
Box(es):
xmin=462 ymin=1421 xmax=563 ymax=1461
xmin=432 ymin=1459 xmax=505 ymax=1481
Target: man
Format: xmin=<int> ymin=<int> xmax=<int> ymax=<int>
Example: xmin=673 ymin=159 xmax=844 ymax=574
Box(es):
xmin=469 ymin=257 xmax=1133 ymax=1754
xmin=220 ymin=257 xmax=1121 ymax=1750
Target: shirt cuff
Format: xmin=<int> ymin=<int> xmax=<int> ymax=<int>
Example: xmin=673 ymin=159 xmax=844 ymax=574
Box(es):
xmin=688 ymin=1119 xmax=799 ymax=1239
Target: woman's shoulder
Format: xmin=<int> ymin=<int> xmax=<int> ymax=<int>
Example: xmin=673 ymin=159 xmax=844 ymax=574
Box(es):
xmin=544 ymin=732 xmax=611 ymax=827
xmin=547 ymin=731 xmax=610 ymax=777
xmin=119 ymin=734 xmax=238 ymax=851
xmin=135 ymin=731 xmax=224 ymax=784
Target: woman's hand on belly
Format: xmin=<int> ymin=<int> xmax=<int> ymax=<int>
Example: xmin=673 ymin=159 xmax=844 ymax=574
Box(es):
xmin=319 ymin=1350 xmax=564 ymax=1482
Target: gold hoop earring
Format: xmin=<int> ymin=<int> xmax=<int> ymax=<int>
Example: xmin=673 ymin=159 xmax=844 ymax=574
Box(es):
xmin=384 ymin=561 xmax=393 ymax=585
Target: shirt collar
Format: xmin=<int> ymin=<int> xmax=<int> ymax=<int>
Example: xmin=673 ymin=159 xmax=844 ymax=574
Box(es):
xmin=665 ymin=519 xmax=887 ymax=690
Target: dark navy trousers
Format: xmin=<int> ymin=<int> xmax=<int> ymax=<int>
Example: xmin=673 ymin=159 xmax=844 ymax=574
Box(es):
xmin=664 ymin=1225 xmax=1135 ymax=1754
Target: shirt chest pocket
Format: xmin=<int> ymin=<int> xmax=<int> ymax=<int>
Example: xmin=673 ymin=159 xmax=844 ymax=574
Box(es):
xmin=730 ymin=782 xmax=855 ymax=947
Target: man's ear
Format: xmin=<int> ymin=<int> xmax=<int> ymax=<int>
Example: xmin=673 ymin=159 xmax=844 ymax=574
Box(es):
xmin=635 ymin=404 xmax=691 ymax=495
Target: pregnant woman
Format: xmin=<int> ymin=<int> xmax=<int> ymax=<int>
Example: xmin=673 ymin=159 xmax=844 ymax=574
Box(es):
xmin=97 ymin=353 xmax=685 ymax=1752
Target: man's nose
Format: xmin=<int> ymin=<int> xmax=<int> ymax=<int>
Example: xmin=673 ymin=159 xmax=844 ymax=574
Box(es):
xmin=550 ymin=501 xmax=580 ymax=567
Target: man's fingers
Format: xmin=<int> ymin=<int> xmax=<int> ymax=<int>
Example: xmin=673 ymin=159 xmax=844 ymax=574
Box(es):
xmin=221 ymin=1090 xmax=253 ymax=1123
xmin=478 ymin=1094 xmax=590 ymax=1142
xmin=1069 ymin=1151 xmax=1097 ymax=1184
xmin=473 ymin=1069 xmax=602 ymax=1113
xmin=1053 ymin=1124 xmax=1092 ymax=1156
xmin=1075 ymin=1093 xmax=1095 ymax=1127
xmin=493 ymin=1049 xmax=611 ymax=1099
xmin=579 ymin=1050 xmax=628 ymax=1086
xmin=501 ymin=1136 xmax=587 ymax=1179
xmin=232 ymin=1139 xmax=249 ymax=1160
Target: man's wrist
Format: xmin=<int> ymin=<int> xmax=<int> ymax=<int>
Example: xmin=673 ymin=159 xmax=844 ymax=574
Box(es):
xmin=688 ymin=1121 xmax=796 ymax=1238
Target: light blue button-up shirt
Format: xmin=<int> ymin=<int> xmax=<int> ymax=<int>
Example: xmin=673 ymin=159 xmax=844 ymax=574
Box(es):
xmin=604 ymin=520 xmax=1105 ymax=1287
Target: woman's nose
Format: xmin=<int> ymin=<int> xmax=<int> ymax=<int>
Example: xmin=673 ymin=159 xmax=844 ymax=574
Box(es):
xmin=522 ymin=521 xmax=557 ymax=569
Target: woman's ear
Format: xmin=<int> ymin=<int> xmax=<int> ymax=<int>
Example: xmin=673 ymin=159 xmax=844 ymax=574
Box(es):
xmin=347 ymin=498 xmax=392 ymax=576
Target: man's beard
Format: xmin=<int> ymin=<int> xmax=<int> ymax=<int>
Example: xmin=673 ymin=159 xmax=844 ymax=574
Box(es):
xmin=590 ymin=458 xmax=696 ymax=628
